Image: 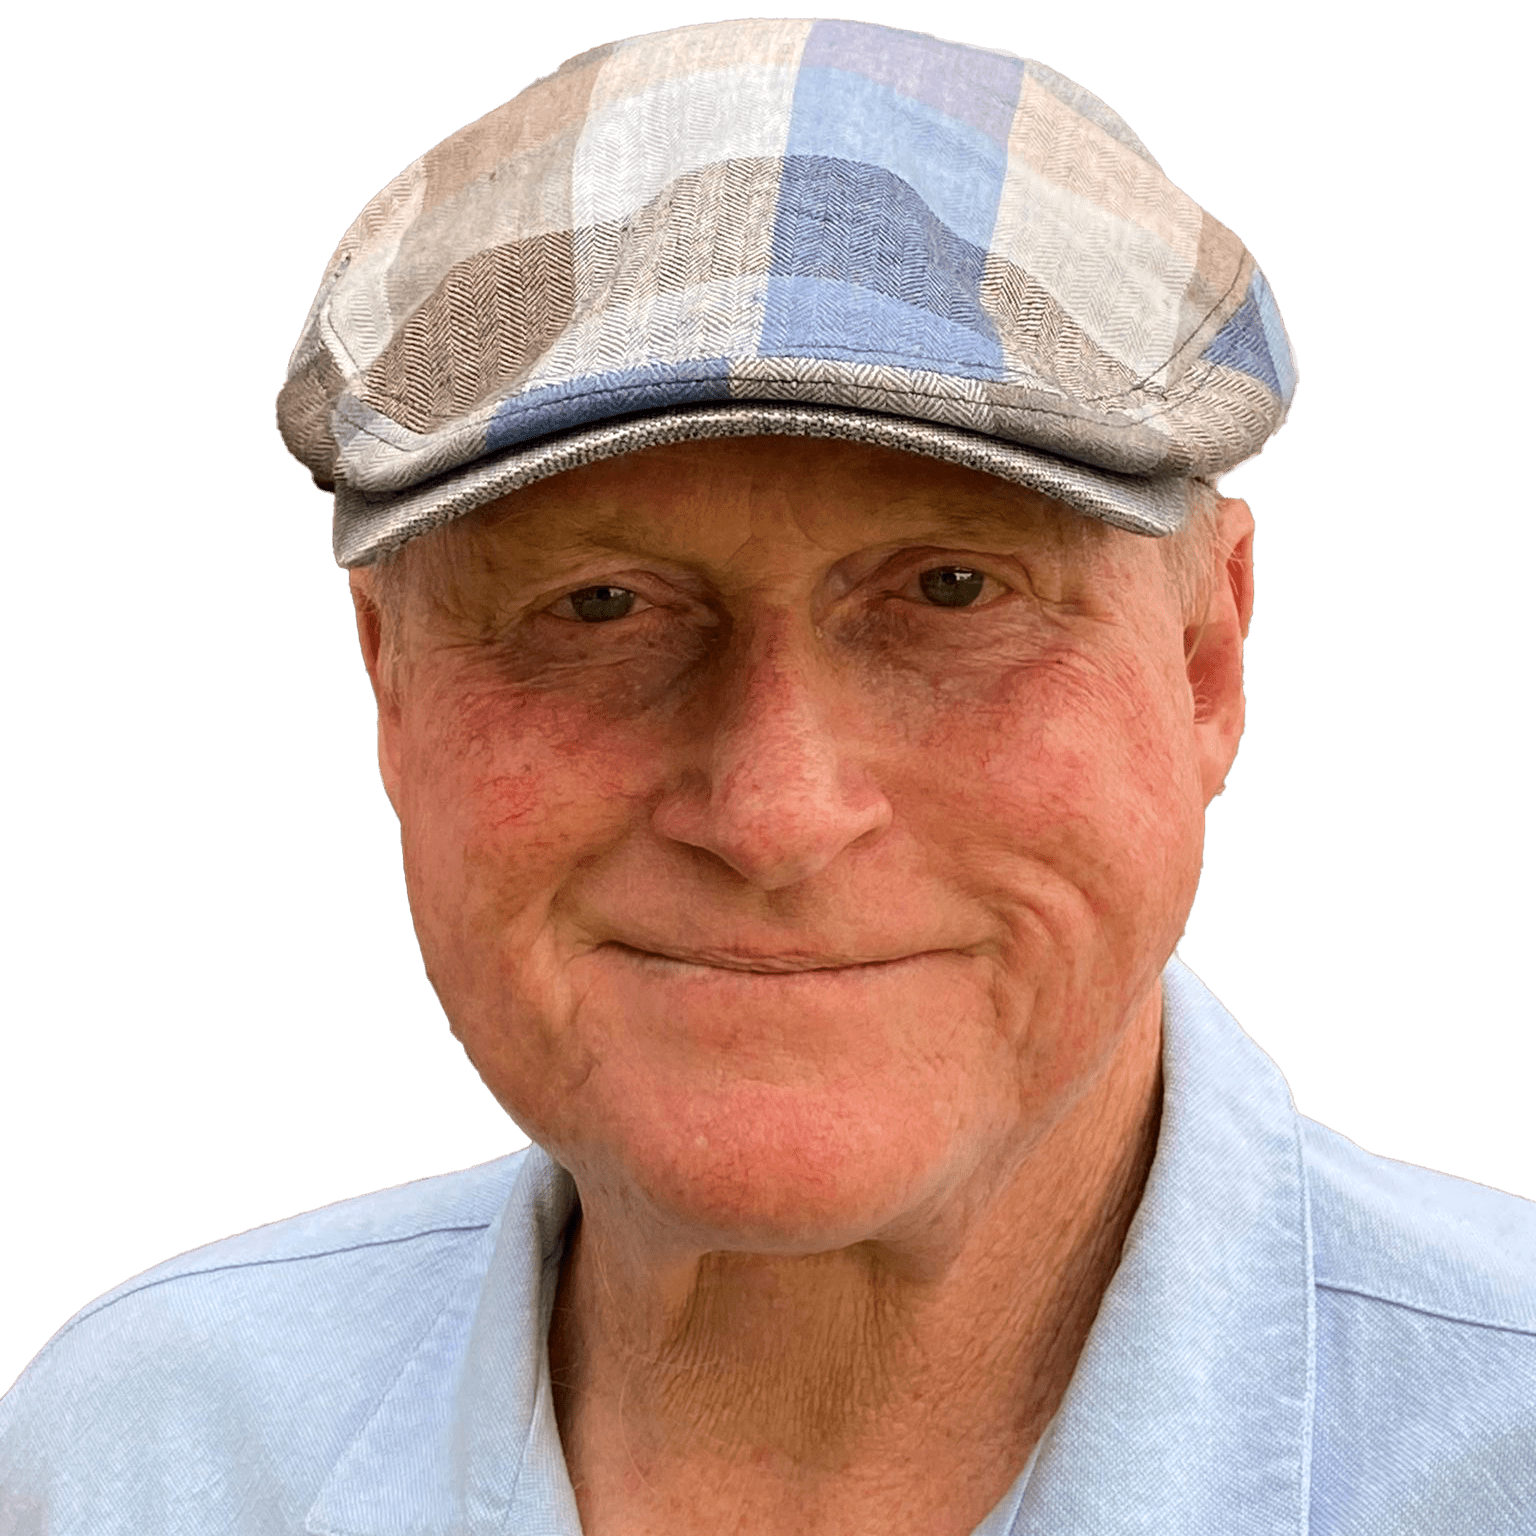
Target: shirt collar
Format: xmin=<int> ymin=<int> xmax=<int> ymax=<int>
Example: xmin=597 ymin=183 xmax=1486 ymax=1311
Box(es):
xmin=307 ymin=958 xmax=1315 ymax=1535
xmin=1017 ymin=958 xmax=1316 ymax=1534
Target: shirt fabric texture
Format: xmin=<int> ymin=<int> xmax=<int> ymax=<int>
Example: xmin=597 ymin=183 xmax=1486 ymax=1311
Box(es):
xmin=3 ymin=959 xmax=1534 ymax=1534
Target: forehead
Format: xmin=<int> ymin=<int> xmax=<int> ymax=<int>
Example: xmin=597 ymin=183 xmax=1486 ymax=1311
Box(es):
xmin=428 ymin=436 xmax=1119 ymax=579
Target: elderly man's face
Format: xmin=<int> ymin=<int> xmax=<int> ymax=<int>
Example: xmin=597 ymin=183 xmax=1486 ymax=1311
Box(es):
xmin=355 ymin=438 xmax=1250 ymax=1254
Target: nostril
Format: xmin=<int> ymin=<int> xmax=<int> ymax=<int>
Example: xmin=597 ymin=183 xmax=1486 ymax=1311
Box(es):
xmin=651 ymin=734 xmax=891 ymax=890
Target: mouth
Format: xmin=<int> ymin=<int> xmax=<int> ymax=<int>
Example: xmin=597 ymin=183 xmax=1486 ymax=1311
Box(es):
xmin=606 ymin=942 xmax=933 ymax=975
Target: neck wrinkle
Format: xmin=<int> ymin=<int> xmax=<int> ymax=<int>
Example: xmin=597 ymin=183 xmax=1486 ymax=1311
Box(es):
xmin=547 ymin=1009 xmax=1163 ymax=1514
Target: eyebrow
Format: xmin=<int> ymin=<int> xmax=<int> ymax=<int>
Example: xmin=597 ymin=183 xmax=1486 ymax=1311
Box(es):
xmin=884 ymin=493 xmax=1069 ymax=544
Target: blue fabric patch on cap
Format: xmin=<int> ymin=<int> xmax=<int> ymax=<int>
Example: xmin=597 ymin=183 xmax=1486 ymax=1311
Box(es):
xmin=1250 ymin=269 xmax=1296 ymax=405
xmin=782 ymin=64 xmax=1011 ymax=249
xmin=763 ymin=157 xmax=1003 ymax=376
xmin=757 ymin=275 xmax=1008 ymax=378
xmin=800 ymin=19 xmax=1024 ymax=147
xmin=786 ymin=70 xmax=1013 ymax=247
xmin=485 ymin=359 xmax=734 ymax=452
xmin=1202 ymin=276 xmax=1289 ymax=401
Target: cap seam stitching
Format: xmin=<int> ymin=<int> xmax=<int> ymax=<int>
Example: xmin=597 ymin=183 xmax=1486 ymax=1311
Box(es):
xmin=340 ymin=317 xmax=1258 ymax=444
xmin=340 ymin=373 xmax=1188 ymax=469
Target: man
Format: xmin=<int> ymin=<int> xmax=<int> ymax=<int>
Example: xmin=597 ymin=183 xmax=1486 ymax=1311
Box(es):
xmin=3 ymin=18 xmax=1532 ymax=1535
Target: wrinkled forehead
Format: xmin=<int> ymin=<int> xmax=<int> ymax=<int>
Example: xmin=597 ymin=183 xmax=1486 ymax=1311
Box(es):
xmin=419 ymin=437 xmax=1121 ymax=576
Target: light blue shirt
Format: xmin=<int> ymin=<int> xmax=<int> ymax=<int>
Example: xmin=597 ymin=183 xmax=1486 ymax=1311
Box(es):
xmin=4 ymin=960 xmax=1534 ymax=1534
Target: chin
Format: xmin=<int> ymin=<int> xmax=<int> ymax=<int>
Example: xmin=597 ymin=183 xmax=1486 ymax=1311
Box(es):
xmin=537 ymin=1070 xmax=991 ymax=1255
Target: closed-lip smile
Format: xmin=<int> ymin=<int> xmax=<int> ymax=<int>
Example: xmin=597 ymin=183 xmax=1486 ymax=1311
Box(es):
xmin=608 ymin=942 xmax=931 ymax=974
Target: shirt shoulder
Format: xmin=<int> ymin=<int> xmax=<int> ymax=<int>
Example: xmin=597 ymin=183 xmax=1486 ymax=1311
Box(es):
xmin=0 ymin=1148 xmax=532 ymax=1536
xmin=1301 ymin=1115 xmax=1536 ymax=1331
xmin=57 ymin=1147 xmax=524 ymax=1329
xmin=1300 ymin=1119 xmax=1536 ymax=1536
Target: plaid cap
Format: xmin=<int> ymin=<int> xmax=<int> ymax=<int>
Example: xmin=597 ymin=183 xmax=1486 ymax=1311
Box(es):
xmin=277 ymin=19 xmax=1297 ymax=567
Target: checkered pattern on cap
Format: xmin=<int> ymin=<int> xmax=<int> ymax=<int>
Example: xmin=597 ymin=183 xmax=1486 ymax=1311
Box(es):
xmin=277 ymin=19 xmax=1297 ymax=566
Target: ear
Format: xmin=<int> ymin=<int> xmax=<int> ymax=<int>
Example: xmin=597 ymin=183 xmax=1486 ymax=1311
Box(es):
xmin=1186 ymin=497 xmax=1255 ymax=805
xmin=348 ymin=573 xmax=405 ymax=819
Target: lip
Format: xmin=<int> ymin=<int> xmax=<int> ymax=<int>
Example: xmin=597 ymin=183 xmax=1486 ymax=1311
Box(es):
xmin=605 ymin=942 xmax=937 ymax=975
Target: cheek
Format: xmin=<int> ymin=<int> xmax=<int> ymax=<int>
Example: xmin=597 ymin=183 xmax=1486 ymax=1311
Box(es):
xmin=391 ymin=676 xmax=673 ymax=1122
xmin=889 ymin=651 xmax=1199 ymax=1110
xmin=909 ymin=648 xmax=1204 ymax=932
xmin=393 ymin=678 xmax=652 ymax=935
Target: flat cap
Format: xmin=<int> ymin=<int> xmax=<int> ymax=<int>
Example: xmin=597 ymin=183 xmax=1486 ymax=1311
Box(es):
xmin=278 ymin=18 xmax=1297 ymax=566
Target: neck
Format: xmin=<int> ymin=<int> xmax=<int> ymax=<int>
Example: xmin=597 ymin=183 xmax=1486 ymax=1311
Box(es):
xmin=548 ymin=994 xmax=1162 ymax=1536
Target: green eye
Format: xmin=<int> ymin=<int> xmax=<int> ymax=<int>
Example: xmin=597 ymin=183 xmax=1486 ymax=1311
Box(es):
xmin=566 ymin=585 xmax=637 ymax=623
xmin=918 ymin=567 xmax=986 ymax=608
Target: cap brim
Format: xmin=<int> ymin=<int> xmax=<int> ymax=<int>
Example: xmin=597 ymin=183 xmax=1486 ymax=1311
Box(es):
xmin=331 ymin=403 xmax=1192 ymax=567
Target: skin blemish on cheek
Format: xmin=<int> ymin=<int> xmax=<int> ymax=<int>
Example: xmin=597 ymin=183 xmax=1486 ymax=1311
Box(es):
xmin=478 ymin=770 xmax=545 ymax=831
xmin=404 ymin=653 xmax=667 ymax=856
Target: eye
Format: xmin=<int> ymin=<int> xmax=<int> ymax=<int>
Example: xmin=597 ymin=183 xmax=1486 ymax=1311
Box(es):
xmin=554 ymin=585 xmax=646 ymax=623
xmin=917 ymin=566 xmax=988 ymax=608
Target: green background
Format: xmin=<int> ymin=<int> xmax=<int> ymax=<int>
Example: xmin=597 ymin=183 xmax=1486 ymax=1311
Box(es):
xmin=6 ymin=3 xmax=1529 ymax=1394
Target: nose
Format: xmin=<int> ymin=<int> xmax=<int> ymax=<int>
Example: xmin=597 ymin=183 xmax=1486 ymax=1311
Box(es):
xmin=650 ymin=622 xmax=892 ymax=890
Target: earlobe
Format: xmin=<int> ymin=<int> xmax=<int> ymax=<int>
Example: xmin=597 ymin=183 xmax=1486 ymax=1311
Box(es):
xmin=1186 ymin=497 xmax=1255 ymax=804
xmin=1222 ymin=498 xmax=1256 ymax=642
xmin=348 ymin=575 xmax=405 ymax=819
xmin=374 ymin=717 xmax=404 ymax=821
xmin=349 ymin=576 xmax=386 ymax=699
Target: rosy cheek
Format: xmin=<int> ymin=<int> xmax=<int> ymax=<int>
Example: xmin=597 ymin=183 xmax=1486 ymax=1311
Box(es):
xmin=908 ymin=654 xmax=1196 ymax=864
xmin=402 ymin=680 xmax=653 ymax=857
